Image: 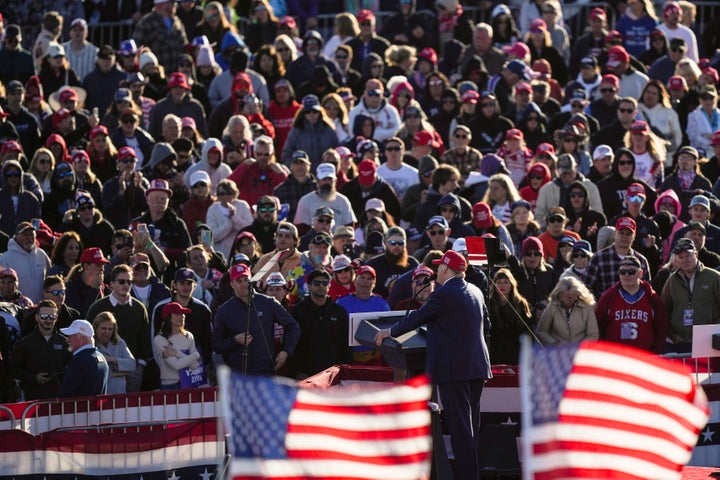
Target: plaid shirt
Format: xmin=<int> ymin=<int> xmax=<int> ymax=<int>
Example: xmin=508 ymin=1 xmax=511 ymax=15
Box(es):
xmin=583 ymin=246 xmax=651 ymax=299
xmin=273 ymin=174 xmax=317 ymax=222
xmin=132 ymin=11 xmax=188 ymax=71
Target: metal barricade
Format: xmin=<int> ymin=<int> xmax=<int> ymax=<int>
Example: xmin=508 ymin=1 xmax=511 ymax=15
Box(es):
xmin=0 ymin=405 xmax=16 ymax=430
xmin=19 ymin=387 xmax=218 ymax=435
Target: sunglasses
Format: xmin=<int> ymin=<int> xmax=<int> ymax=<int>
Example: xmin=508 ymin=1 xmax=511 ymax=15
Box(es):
xmin=455 ymin=134 xmax=468 ymax=139
xmin=335 ymin=54 xmax=348 ymax=60
xmin=58 ymin=171 xmax=73 ymax=178
xmin=255 ymin=152 xmax=271 ymax=156
xmin=428 ymin=229 xmax=446 ymax=236
xmin=548 ymin=216 xmax=565 ymax=223
xmin=569 ymin=192 xmax=585 ymax=198
xmin=38 ymin=158 xmax=52 ymax=164
xmin=316 ymin=217 xmax=332 ymax=224
xmin=481 ymin=103 xmax=494 ymax=108
xmin=527 ymin=116 xmax=539 ymax=121
xmin=312 ymin=235 xmax=330 ymax=245
xmin=442 ymin=99 xmax=456 ymax=104
xmin=600 ymin=88 xmax=616 ymax=93
xmin=388 ymin=239 xmax=405 ymax=246
xmin=78 ymin=205 xmax=94 ymax=211
xmin=39 ymin=313 xmax=57 ymax=320
xmin=617 ymin=160 xmax=633 ymax=166
xmin=405 ymin=114 xmax=420 ymax=119
xmin=572 ymin=252 xmax=588 ymax=258
xmin=276 ymin=47 xmax=289 ymax=53
xmin=525 ymin=251 xmax=542 ymax=257
xmin=618 ymin=268 xmax=638 ymax=276
xmin=367 ymin=90 xmax=381 ymax=97
xmin=440 ymin=206 xmax=456 ymax=212
xmin=121 ymin=117 xmax=137 ymax=124
xmin=529 ymin=174 xmax=543 ymax=180
xmin=563 ymin=137 xmax=578 ymax=143
xmin=119 ymin=157 xmax=136 ymax=163
xmin=114 ymin=278 xmax=132 ymax=285
xmin=701 ymin=94 xmax=716 ymax=101
xmin=311 ymin=280 xmax=329 ymax=286
xmin=4 ymin=171 xmax=21 ymax=178
xmin=45 ymin=289 xmax=66 ymax=296
xmin=385 ymin=145 xmax=402 ymax=151
xmin=193 ymin=182 xmax=207 ymax=188
xmin=258 ymin=206 xmax=275 ymax=212
xmin=618 ymin=108 xmax=635 ymax=113
xmin=217 ymin=190 xmax=232 ymax=196
xmin=360 ymin=21 xmax=372 ymax=26
xmin=429 ymin=80 xmax=444 ymax=86
xmin=133 ymin=263 xmax=150 ymax=271
xmin=627 ymin=195 xmax=644 ymax=203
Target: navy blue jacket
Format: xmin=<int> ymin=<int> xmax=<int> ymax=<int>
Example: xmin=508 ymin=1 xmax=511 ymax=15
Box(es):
xmin=59 ymin=346 xmax=109 ymax=397
xmin=212 ymin=294 xmax=300 ymax=375
xmin=390 ymin=276 xmax=492 ymax=383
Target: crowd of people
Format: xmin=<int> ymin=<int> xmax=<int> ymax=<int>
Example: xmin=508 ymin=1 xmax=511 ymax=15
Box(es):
xmin=0 ymin=0 xmax=719 ymax=406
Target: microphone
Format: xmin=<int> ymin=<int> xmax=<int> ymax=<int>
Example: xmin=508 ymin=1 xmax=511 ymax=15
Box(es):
xmin=421 ymin=273 xmax=437 ymax=285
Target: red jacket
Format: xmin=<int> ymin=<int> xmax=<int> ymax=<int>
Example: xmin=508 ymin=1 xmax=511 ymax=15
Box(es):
xmin=182 ymin=195 xmax=215 ymax=238
xmin=267 ymin=100 xmax=301 ymax=155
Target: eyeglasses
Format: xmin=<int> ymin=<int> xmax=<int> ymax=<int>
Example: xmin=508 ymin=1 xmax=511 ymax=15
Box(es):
xmin=78 ymin=205 xmax=94 ymax=211
xmin=192 ymin=182 xmax=207 ymax=188
xmin=563 ymin=137 xmax=578 ymax=143
xmin=701 ymin=94 xmax=716 ymax=101
xmin=45 ymin=289 xmax=65 ymax=296
xmin=217 ymin=190 xmax=232 ymax=196
xmin=316 ymin=217 xmax=332 ymax=224
xmin=455 ymin=134 xmax=468 ymax=139
xmin=323 ymin=103 xmax=338 ymax=109
xmin=121 ymin=117 xmax=137 ymax=124
xmin=569 ymin=192 xmax=585 ymax=198
xmin=255 ymin=152 xmax=271 ymax=156
xmin=39 ymin=313 xmax=57 ymax=320
xmin=571 ymin=102 xmax=585 ymax=109
xmin=114 ymin=278 xmax=132 ymax=285
xmin=524 ymin=251 xmax=542 ymax=257
xmin=600 ymin=88 xmax=617 ymax=93
xmin=387 ymin=239 xmax=405 ymax=246
xmin=258 ymin=206 xmax=275 ymax=213
xmin=367 ymin=90 xmax=381 ymax=97
xmin=428 ymin=229 xmax=446 ymax=236
xmin=572 ymin=252 xmax=588 ymax=258
xmin=133 ymin=263 xmax=150 ymax=271
xmin=481 ymin=103 xmax=494 ymax=108
xmin=311 ymin=280 xmax=329 ymax=286
xmin=548 ymin=216 xmax=565 ymax=223
xmin=385 ymin=145 xmax=401 ymax=151
xmin=440 ymin=206 xmax=456 ymax=212
xmin=529 ymin=174 xmax=543 ymax=180
xmin=617 ymin=160 xmax=633 ymax=166
xmin=618 ymin=268 xmax=638 ymax=276
xmin=618 ymin=108 xmax=635 ymax=113
xmin=429 ymin=80 xmax=444 ymax=86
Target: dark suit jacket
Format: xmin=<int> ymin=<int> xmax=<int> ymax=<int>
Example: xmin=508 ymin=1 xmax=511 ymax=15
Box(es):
xmin=390 ymin=276 xmax=492 ymax=383
xmin=59 ymin=346 xmax=109 ymax=397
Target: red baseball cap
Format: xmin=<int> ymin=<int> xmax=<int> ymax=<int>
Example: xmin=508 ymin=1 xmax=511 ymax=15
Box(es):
xmin=502 ymin=42 xmax=530 ymax=59
xmin=606 ymin=46 xmax=629 ymax=68
xmin=80 ymin=247 xmax=110 ymax=265
xmin=589 ymin=7 xmax=606 ymax=20
xmin=461 ymin=90 xmax=480 ymax=103
xmin=667 ymin=75 xmax=687 ymax=91
xmin=601 ymin=74 xmax=620 ymax=89
xmin=615 ymin=216 xmax=636 ymax=232
xmin=118 ymin=146 xmax=137 ymax=162
xmin=70 ymin=150 xmax=90 ymax=165
xmin=413 ymin=130 xmax=439 ymax=148
xmin=229 ymin=263 xmax=251 ymax=280
xmin=279 ymin=16 xmax=296 ymax=29
xmin=505 ymin=128 xmax=523 ymax=140
xmin=412 ymin=265 xmax=434 ymax=280
xmin=529 ymin=19 xmax=547 ymax=32
xmin=357 ymin=9 xmax=375 ymax=22
xmin=0 ymin=140 xmax=21 ymax=154
xmin=167 ymin=72 xmax=191 ymax=90
xmin=536 ymin=142 xmax=556 ymax=158
xmin=472 ymin=202 xmax=493 ymax=229
xmin=357 ymin=159 xmax=377 ymax=186
xmin=630 ymin=120 xmax=649 ymax=135
xmin=90 ymin=125 xmax=108 ymax=140
xmin=626 ymin=182 xmax=646 ymax=199
xmin=418 ymin=47 xmax=438 ymax=65
xmin=59 ymin=88 xmax=78 ymax=102
xmin=355 ymin=265 xmax=376 ymax=278
xmin=0 ymin=268 xmax=18 ymax=281
xmin=432 ymin=250 xmax=467 ymax=272
xmin=162 ymin=301 xmax=191 ymax=317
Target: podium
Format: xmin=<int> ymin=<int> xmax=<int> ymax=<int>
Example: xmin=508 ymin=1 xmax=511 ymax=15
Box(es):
xmin=354 ymin=315 xmax=427 ymax=381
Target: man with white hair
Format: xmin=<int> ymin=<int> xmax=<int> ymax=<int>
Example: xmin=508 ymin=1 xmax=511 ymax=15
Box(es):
xmin=460 ymin=23 xmax=506 ymax=76
xmin=58 ymin=319 xmax=109 ymax=397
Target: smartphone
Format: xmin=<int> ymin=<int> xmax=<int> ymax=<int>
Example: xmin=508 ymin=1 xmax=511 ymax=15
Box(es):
xmin=201 ymin=230 xmax=212 ymax=245
xmin=343 ymin=243 xmax=354 ymax=257
xmin=137 ymin=224 xmax=148 ymax=236
xmin=31 ymin=218 xmax=41 ymax=231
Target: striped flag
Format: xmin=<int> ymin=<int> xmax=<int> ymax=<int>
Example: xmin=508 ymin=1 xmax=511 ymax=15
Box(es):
xmin=218 ymin=367 xmax=433 ymax=479
xmin=520 ymin=340 xmax=709 ymax=480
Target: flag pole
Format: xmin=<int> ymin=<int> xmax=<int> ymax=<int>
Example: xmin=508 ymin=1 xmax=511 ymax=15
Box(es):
xmin=519 ymin=335 xmax=533 ymax=480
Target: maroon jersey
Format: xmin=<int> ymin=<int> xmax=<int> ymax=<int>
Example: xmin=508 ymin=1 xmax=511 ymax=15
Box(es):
xmin=601 ymin=288 xmax=657 ymax=351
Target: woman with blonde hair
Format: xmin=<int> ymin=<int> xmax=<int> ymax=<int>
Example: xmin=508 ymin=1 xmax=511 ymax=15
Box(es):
xmin=637 ymin=79 xmax=682 ymax=161
xmin=196 ymin=1 xmax=237 ymax=52
xmin=488 ymin=268 xmax=533 ymax=364
xmin=323 ymin=12 xmax=360 ymax=59
xmin=675 ymin=58 xmax=702 ymax=89
xmin=28 ymin=148 xmax=55 ymax=195
xmin=322 ymin=92 xmax=351 ymax=143
xmin=245 ymin=0 xmax=278 ymax=53
xmin=93 ymin=311 xmax=135 ymax=394
xmin=384 ymin=44 xmax=417 ymax=80
xmin=537 ymin=276 xmax=599 ymax=345
xmin=623 ymin=120 xmax=666 ymax=188
xmin=86 ymin=127 xmax=119 ymax=184
xmin=274 ymin=35 xmax=298 ymax=66
xmin=482 ymin=173 xmax=521 ymax=224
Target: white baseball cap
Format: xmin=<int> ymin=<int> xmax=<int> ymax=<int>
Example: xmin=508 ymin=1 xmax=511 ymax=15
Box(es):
xmin=316 ymin=163 xmax=336 ymax=180
xmin=60 ymin=319 xmax=94 ymax=337
xmin=592 ymin=144 xmax=614 ymax=161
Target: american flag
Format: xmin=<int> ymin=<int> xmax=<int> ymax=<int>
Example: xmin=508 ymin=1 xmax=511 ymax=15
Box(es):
xmin=218 ymin=368 xmax=433 ymax=480
xmin=520 ymin=340 xmax=709 ymax=480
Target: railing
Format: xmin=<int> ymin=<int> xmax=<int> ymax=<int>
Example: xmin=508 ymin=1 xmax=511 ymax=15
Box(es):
xmin=19 ymin=2 xmax=720 ymax=56
xmin=0 ymin=405 xmax=15 ymax=430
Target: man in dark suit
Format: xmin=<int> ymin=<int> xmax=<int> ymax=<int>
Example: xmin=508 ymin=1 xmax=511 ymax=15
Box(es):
xmin=58 ymin=319 xmax=109 ymax=397
xmin=375 ymin=250 xmax=492 ymax=480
